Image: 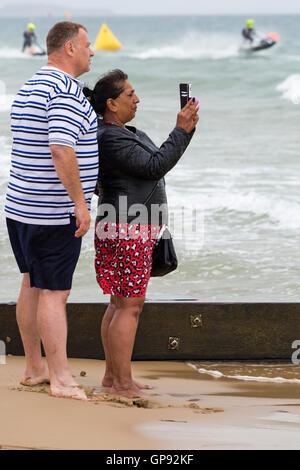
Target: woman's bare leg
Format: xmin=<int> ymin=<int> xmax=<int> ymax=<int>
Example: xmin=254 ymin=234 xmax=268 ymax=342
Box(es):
xmin=105 ymin=295 xmax=145 ymax=398
xmin=100 ymin=300 xmax=117 ymax=387
xmin=100 ymin=296 xmax=155 ymax=391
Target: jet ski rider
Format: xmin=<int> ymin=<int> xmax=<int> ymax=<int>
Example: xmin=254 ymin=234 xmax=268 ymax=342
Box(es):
xmin=22 ymin=23 xmax=37 ymax=52
xmin=242 ymin=19 xmax=256 ymax=43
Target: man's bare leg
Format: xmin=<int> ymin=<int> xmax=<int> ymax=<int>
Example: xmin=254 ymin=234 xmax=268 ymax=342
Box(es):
xmin=37 ymin=289 xmax=87 ymax=400
xmin=107 ymin=295 xmax=146 ymax=398
xmin=16 ymin=273 xmax=49 ymax=385
xmin=101 ymin=296 xmax=154 ymax=390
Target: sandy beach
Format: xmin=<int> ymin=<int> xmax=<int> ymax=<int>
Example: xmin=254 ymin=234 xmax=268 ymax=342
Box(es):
xmin=1 ymin=357 xmax=300 ymax=450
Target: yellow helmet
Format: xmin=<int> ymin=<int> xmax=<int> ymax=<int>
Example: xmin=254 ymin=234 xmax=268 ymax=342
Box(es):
xmin=27 ymin=23 xmax=35 ymax=32
xmin=246 ymin=19 xmax=255 ymax=29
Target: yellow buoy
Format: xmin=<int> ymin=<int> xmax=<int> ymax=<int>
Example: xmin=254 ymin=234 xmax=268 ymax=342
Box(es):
xmin=94 ymin=23 xmax=123 ymax=51
xmin=65 ymin=11 xmax=71 ymax=20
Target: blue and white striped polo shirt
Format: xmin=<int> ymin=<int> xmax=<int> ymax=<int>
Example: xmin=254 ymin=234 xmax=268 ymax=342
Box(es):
xmin=5 ymin=66 xmax=99 ymax=225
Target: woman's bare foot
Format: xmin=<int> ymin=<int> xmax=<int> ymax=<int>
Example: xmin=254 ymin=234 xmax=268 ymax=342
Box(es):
xmin=102 ymin=375 xmax=154 ymax=390
xmin=134 ymin=381 xmax=155 ymax=390
xmin=101 ymin=375 xmax=113 ymax=388
xmin=110 ymin=386 xmax=143 ymax=399
xmin=50 ymin=384 xmax=88 ymax=401
xmin=109 ymin=380 xmax=148 ymax=399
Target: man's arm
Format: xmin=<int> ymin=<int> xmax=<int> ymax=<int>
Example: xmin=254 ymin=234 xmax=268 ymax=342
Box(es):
xmin=50 ymin=144 xmax=90 ymax=238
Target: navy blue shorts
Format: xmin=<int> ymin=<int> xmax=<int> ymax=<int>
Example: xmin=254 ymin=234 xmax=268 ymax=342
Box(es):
xmin=6 ymin=217 xmax=82 ymax=290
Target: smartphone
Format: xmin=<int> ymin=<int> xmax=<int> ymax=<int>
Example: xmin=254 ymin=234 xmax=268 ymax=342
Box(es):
xmin=179 ymin=83 xmax=192 ymax=108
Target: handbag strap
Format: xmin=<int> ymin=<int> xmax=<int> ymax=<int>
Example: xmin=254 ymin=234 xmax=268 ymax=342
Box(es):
xmin=143 ymin=180 xmax=160 ymax=206
xmin=130 ymin=135 xmax=160 ymax=206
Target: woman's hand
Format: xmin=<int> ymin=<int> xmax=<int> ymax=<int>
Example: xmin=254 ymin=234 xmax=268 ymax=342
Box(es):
xmin=176 ymin=98 xmax=199 ymax=134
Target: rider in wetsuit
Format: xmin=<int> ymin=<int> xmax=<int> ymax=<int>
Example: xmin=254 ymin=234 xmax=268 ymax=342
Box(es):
xmin=22 ymin=23 xmax=37 ymax=52
xmin=242 ymin=19 xmax=256 ymax=43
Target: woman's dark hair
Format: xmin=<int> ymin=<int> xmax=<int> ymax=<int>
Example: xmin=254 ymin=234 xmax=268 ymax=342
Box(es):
xmin=83 ymin=69 xmax=128 ymax=116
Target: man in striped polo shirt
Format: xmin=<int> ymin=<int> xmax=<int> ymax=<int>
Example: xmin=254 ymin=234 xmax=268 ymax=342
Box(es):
xmin=5 ymin=22 xmax=98 ymax=400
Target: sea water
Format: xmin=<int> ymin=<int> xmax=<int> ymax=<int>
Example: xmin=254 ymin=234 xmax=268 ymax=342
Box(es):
xmin=187 ymin=361 xmax=300 ymax=384
xmin=0 ymin=15 xmax=300 ymax=303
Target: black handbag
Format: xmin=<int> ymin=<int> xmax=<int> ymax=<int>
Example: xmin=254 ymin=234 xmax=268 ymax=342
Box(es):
xmin=150 ymin=224 xmax=178 ymax=277
xmin=143 ymin=181 xmax=178 ymax=277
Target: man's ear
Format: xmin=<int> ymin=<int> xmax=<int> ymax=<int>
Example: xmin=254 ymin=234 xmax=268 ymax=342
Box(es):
xmin=64 ymin=40 xmax=74 ymax=57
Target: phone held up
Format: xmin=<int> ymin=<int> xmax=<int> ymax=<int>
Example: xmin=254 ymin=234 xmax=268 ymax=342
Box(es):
xmin=179 ymin=83 xmax=195 ymax=109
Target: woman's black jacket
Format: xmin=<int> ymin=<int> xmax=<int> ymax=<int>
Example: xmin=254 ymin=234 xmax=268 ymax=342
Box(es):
xmin=96 ymin=121 xmax=194 ymax=225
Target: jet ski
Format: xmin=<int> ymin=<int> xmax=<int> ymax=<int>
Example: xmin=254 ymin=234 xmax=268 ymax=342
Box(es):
xmin=23 ymin=42 xmax=46 ymax=56
xmin=239 ymin=32 xmax=280 ymax=54
xmin=23 ymin=45 xmax=46 ymax=56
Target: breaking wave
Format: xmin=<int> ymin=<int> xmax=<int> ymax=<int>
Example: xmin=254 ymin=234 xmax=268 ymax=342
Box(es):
xmin=277 ymin=74 xmax=300 ymax=104
xmin=128 ymin=32 xmax=240 ymax=60
xmin=187 ymin=362 xmax=300 ymax=384
xmin=0 ymin=81 xmax=15 ymax=112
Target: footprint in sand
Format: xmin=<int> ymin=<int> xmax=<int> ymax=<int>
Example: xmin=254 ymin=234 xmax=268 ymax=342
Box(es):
xmin=9 ymin=385 xmax=224 ymax=413
xmin=184 ymin=403 xmax=224 ymax=413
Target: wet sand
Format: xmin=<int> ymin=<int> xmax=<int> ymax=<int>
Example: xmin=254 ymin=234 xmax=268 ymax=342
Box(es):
xmin=1 ymin=357 xmax=300 ymax=450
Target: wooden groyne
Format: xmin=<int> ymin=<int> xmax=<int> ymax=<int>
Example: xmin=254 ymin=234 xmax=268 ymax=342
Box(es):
xmin=1 ymin=301 xmax=299 ymax=360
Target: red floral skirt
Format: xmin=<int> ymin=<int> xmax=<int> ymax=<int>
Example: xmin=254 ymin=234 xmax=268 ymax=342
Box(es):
xmin=94 ymin=221 xmax=160 ymax=297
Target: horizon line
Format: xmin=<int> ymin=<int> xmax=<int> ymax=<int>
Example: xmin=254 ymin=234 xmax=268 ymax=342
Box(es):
xmin=1 ymin=13 xmax=300 ymax=17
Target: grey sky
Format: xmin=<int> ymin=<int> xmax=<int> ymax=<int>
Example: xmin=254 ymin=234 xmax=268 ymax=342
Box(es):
xmin=1 ymin=0 xmax=300 ymax=16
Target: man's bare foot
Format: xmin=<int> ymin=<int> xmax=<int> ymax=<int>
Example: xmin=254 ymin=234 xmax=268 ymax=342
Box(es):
xmin=21 ymin=376 xmax=50 ymax=386
xmin=20 ymin=369 xmax=50 ymax=386
xmin=50 ymin=384 xmax=88 ymax=401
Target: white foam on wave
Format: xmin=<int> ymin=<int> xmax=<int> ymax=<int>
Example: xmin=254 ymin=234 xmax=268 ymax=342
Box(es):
xmin=168 ymin=184 xmax=300 ymax=230
xmin=205 ymin=191 xmax=300 ymax=230
xmin=0 ymin=136 xmax=12 ymax=173
xmin=128 ymin=31 xmax=239 ymax=60
xmin=0 ymin=81 xmax=15 ymax=112
xmin=187 ymin=362 xmax=300 ymax=384
xmin=0 ymin=95 xmax=14 ymax=112
xmin=0 ymin=47 xmax=29 ymax=59
xmin=263 ymin=412 xmax=300 ymax=423
xmin=276 ymin=75 xmax=300 ymax=104
xmin=0 ymin=136 xmax=11 ymax=225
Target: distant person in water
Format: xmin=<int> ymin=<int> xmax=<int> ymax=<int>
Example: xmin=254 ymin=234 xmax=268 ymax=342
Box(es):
xmin=242 ymin=19 xmax=256 ymax=43
xmin=22 ymin=23 xmax=37 ymax=51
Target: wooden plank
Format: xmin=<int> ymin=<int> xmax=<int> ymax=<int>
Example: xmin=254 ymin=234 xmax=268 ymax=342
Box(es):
xmin=0 ymin=302 xmax=299 ymax=360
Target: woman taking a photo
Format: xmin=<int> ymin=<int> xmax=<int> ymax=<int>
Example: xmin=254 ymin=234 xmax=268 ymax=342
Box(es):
xmin=84 ymin=70 xmax=198 ymax=398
